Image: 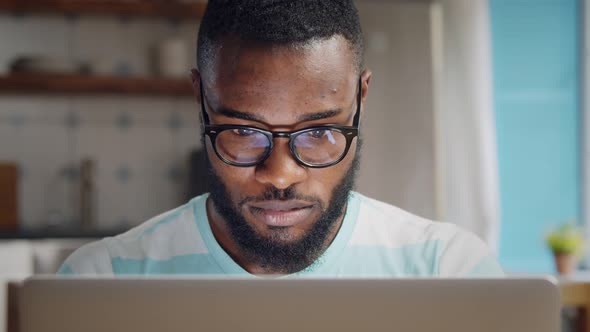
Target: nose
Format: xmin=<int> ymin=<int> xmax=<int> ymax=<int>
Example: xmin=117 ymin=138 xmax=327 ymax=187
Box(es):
xmin=254 ymin=138 xmax=307 ymax=190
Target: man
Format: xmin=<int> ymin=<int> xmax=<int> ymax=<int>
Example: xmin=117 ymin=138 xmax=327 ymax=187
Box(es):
xmin=59 ymin=0 xmax=503 ymax=276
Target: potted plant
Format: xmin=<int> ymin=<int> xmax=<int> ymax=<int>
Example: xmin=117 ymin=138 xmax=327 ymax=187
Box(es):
xmin=546 ymin=223 xmax=585 ymax=275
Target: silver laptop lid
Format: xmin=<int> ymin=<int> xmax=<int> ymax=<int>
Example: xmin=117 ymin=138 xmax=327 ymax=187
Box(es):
xmin=19 ymin=277 xmax=560 ymax=332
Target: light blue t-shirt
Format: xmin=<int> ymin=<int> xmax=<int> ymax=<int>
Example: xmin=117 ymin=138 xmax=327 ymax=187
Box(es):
xmin=58 ymin=192 xmax=503 ymax=277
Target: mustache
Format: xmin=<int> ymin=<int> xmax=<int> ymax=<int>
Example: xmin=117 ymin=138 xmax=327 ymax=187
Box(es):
xmin=238 ymin=186 xmax=323 ymax=208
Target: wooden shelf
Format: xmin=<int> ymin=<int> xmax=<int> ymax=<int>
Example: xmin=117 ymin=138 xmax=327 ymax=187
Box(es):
xmin=0 ymin=226 xmax=129 ymax=239
xmin=0 ymin=0 xmax=206 ymax=19
xmin=0 ymin=73 xmax=194 ymax=96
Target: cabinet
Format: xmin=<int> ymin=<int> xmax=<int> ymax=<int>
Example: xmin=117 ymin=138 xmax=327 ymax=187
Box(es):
xmin=0 ymin=1 xmax=204 ymax=234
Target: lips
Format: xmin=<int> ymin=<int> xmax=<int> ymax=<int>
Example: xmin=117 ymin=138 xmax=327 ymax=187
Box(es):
xmin=248 ymin=200 xmax=316 ymax=227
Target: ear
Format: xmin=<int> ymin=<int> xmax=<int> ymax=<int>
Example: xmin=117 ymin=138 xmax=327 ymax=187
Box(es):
xmin=190 ymin=68 xmax=202 ymax=104
xmin=360 ymin=68 xmax=372 ymax=107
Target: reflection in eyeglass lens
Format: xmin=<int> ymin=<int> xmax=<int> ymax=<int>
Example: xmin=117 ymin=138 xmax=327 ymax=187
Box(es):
xmin=294 ymin=129 xmax=346 ymax=165
xmin=216 ymin=130 xmax=270 ymax=164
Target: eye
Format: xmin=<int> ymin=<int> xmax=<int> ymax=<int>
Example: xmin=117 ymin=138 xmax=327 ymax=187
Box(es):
xmin=232 ymin=128 xmax=257 ymax=137
xmin=308 ymin=129 xmax=327 ymax=139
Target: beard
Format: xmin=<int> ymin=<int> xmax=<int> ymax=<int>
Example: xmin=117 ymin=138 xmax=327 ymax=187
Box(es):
xmin=206 ymin=139 xmax=361 ymax=274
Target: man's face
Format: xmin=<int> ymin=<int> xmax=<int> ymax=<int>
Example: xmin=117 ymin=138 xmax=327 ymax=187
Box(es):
xmin=196 ymin=36 xmax=370 ymax=273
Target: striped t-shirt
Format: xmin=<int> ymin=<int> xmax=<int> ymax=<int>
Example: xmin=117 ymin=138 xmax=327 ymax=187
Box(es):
xmin=58 ymin=192 xmax=503 ymax=277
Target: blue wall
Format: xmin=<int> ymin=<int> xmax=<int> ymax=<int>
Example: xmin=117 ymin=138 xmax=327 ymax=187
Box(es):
xmin=490 ymin=0 xmax=581 ymax=272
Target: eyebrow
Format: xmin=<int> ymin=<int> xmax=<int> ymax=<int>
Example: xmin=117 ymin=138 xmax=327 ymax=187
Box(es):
xmin=214 ymin=107 xmax=344 ymax=124
xmin=216 ymin=108 xmax=264 ymax=122
xmin=297 ymin=110 xmax=343 ymax=122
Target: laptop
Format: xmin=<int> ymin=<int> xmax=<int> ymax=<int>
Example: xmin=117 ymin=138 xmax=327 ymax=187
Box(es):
xmin=18 ymin=277 xmax=560 ymax=332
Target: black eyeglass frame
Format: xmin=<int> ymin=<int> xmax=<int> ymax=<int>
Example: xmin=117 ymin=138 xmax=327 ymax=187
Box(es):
xmin=199 ymin=77 xmax=362 ymax=168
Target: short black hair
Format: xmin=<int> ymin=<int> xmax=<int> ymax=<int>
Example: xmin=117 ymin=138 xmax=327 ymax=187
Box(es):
xmin=197 ymin=0 xmax=364 ymax=75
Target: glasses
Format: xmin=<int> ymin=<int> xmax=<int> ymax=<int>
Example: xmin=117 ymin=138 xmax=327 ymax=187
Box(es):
xmin=199 ymin=77 xmax=362 ymax=168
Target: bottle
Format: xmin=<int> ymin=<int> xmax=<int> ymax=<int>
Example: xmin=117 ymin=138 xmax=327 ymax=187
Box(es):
xmin=79 ymin=158 xmax=95 ymax=230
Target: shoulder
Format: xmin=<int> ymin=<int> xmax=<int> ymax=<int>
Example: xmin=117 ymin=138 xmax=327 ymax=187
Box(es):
xmin=107 ymin=196 xmax=208 ymax=259
xmin=59 ymin=195 xmax=209 ymax=275
xmin=350 ymin=192 xmax=503 ymax=276
xmin=350 ymin=192 xmax=457 ymax=248
xmin=435 ymin=224 xmax=504 ymax=277
xmin=58 ymin=238 xmax=113 ymax=275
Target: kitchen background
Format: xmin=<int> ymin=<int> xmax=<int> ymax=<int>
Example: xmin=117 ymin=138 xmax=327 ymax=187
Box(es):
xmin=0 ymin=5 xmax=201 ymax=232
xmin=0 ymin=0 xmax=584 ymax=280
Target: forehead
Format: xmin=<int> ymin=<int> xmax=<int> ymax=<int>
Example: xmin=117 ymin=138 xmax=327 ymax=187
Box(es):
xmin=203 ymin=36 xmax=358 ymax=124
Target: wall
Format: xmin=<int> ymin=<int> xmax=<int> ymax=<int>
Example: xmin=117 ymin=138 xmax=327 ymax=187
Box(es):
xmin=356 ymin=1 xmax=436 ymax=219
xmin=490 ymin=0 xmax=582 ymax=272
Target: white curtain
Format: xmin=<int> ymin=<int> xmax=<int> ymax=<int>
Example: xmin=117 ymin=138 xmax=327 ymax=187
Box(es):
xmin=433 ymin=0 xmax=501 ymax=253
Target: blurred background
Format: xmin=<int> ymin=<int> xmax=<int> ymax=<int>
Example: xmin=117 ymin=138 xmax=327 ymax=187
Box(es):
xmin=0 ymin=0 xmax=583 ymax=278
